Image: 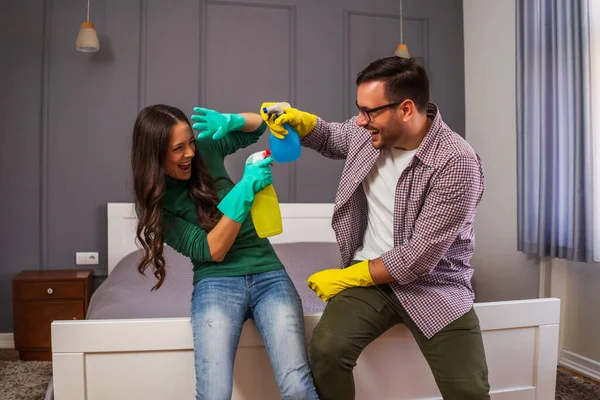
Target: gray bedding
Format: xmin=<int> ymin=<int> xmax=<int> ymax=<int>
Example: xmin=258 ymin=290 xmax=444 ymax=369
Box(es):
xmin=86 ymin=242 xmax=341 ymax=320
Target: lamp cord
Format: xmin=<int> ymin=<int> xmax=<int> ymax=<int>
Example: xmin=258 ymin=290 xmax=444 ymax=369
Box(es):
xmin=87 ymin=0 xmax=90 ymax=22
xmin=400 ymin=0 xmax=403 ymax=43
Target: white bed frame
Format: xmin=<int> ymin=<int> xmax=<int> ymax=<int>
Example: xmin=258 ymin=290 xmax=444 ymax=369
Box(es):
xmin=51 ymin=202 xmax=560 ymax=400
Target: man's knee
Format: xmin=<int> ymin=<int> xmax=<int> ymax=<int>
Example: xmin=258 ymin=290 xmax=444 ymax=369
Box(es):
xmin=437 ymin=369 xmax=490 ymax=400
xmin=309 ymin=325 xmax=345 ymax=363
xmin=310 ymin=325 xmax=356 ymax=371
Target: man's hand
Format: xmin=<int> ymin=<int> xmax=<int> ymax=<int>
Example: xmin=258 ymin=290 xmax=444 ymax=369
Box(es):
xmin=259 ymin=102 xmax=318 ymax=139
xmin=307 ymin=260 xmax=375 ymax=302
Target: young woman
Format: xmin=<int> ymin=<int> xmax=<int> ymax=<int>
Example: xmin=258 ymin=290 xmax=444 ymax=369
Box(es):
xmin=130 ymin=104 xmax=318 ymax=400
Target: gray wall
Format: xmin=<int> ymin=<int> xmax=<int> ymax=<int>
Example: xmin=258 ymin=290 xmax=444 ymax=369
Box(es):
xmin=463 ymin=0 xmax=539 ymax=302
xmin=0 ymin=0 xmax=465 ymax=333
xmin=564 ymin=261 xmax=600 ymax=363
xmin=464 ymin=0 xmax=600 ymax=370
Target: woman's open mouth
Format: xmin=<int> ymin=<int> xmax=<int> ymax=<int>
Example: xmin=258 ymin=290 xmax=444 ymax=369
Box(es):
xmin=178 ymin=162 xmax=191 ymax=171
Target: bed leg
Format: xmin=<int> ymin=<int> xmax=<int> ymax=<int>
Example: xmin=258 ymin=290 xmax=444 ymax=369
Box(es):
xmin=52 ymin=353 xmax=86 ymax=400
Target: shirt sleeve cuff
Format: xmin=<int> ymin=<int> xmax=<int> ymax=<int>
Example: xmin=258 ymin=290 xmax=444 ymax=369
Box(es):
xmin=300 ymin=117 xmax=326 ymax=147
xmin=381 ymin=249 xmax=418 ymax=285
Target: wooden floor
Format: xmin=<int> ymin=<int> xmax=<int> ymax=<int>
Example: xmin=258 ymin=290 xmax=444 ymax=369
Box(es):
xmin=557 ymin=365 xmax=600 ymax=386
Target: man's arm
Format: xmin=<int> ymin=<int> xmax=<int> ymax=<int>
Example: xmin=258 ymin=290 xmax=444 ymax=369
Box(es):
xmin=380 ymin=156 xmax=484 ymax=284
xmin=300 ymin=117 xmax=358 ymax=160
xmin=368 ymin=258 xmax=395 ymax=284
xmin=307 ymin=155 xmax=484 ymax=301
xmin=260 ymin=102 xmax=356 ymax=160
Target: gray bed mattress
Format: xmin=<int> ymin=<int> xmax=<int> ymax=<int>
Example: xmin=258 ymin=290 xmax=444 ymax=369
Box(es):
xmin=86 ymin=242 xmax=341 ymax=320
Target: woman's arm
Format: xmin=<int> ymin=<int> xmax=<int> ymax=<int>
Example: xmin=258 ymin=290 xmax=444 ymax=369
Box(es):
xmin=214 ymin=112 xmax=267 ymax=156
xmin=237 ymin=112 xmax=263 ymax=132
xmin=162 ymin=212 xmax=239 ymax=263
xmin=165 ymin=153 xmax=274 ymax=263
xmin=191 ymin=108 xmax=267 ymax=157
xmin=206 ymin=215 xmax=242 ymax=262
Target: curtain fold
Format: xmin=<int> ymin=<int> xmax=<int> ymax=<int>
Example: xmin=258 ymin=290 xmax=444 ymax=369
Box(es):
xmin=516 ymin=0 xmax=594 ymax=262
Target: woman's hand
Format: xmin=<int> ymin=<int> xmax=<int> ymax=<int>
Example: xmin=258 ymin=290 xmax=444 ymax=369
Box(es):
xmin=240 ymin=156 xmax=274 ymax=193
xmin=191 ymin=107 xmax=245 ymax=140
xmin=216 ymin=156 xmax=274 ymax=224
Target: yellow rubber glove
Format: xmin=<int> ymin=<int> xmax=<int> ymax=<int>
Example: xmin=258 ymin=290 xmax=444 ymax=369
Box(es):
xmin=307 ymin=260 xmax=375 ymax=302
xmin=260 ymin=102 xmax=318 ymax=139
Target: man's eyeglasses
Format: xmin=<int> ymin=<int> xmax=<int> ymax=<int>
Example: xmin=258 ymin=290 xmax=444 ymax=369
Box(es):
xmin=355 ymin=100 xmax=403 ymax=123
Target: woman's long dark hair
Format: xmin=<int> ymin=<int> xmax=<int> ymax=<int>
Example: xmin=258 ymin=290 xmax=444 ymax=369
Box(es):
xmin=131 ymin=104 xmax=221 ymax=290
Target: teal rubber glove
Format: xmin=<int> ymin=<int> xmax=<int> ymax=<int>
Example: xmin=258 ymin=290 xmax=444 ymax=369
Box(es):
xmin=191 ymin=107 xmax=245 ymax=140
xmin=217 ymin=156 xmax=274 ymax=223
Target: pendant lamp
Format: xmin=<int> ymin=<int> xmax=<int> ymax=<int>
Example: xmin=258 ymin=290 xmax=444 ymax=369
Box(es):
xmin=76 ymin=0 xmax=99 ymax=52
xmin=394 ymin=0 xmax=410 ymax=58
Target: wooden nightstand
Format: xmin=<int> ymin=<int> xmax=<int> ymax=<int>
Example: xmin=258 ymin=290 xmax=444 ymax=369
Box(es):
xmin=12 ymin=269 xmax=93 ymax=361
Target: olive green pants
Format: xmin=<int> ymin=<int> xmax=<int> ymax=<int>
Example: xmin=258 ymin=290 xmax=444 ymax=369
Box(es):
xmin=309 ymin=284 xmax=490 ymax=400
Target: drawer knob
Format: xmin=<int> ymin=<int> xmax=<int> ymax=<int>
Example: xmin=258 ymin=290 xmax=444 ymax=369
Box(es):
xmin=47 ymin=288 xmax=53 ymax=295
xmin=73 ymin=317 xmax=77 ymax=320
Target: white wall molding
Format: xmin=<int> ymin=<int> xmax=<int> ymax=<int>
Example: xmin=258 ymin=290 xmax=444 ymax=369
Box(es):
xmin=590 ymin=0 xmax=600 ymax=262
xmin=538 ymin=259 xmax=551 ymax=298
xmin=560 ymin=349 xmax=600 ymax=383
xmin=539 ymin=258 xmax=569 ymax=359
xmin=0 ymin=333 xmax=14 ymax=349
xmin=550 ymin=258 xmax=569 ymax=357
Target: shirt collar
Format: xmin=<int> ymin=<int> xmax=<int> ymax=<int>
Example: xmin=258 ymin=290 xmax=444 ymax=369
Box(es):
xmin=165 ymin=174 xmax=188 ymax=189
xmin=412 ymin=102 xmax=443 ymax=168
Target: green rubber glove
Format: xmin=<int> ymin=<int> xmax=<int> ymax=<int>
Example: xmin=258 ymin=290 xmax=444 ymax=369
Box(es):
xmin=217 ymin=156 xmax=274 ymax=223
xmin=191 ymin=107 xmax=245 ymax=140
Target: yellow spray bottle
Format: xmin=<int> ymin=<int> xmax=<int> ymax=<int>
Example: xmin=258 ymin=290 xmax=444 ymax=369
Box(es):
xmin=246 ymin=149 xmax=283 ymax=238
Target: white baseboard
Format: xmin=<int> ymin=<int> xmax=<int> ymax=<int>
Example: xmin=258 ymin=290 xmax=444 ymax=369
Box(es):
xmin=0 ymin=333 xmax=14 ymax=349
xmin=560 ymin=349 xmax=600 ymax=382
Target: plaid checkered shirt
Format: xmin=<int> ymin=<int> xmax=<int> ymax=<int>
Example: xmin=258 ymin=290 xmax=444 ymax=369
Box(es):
xmin=302 ymin=103 xmax=485 ymax=339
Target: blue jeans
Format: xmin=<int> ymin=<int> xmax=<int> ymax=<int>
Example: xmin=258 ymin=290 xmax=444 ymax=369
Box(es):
xmin=190 ymin=269 xmax=319 ymax=400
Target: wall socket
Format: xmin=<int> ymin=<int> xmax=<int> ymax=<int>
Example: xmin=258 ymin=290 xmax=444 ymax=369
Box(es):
xmin=76 ymin=252 xmax=99 ymax=265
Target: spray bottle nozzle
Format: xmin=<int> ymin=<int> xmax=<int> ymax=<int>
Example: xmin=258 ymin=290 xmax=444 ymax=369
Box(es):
xmin=262 ymin=102 xmax=291 ymax=118
xmin=246 ymin=149 xmax=273 ymax=165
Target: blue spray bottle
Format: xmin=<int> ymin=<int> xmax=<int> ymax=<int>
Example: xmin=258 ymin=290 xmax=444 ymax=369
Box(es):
xmin=262 ymin=102 xmax=301 ymax=163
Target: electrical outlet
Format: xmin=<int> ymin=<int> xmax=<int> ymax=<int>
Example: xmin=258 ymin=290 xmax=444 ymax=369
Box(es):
xmin=76 ymin=252 xmax=99 ymax=265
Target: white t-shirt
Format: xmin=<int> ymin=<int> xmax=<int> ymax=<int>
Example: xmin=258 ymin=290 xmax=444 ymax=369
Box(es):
xmin=353 ymin=147 xmax=417 ymax=261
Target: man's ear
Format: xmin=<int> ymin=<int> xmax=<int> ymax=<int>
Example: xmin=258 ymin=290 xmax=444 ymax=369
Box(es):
xmin=399 ymin=99 xmax=416 ymax=121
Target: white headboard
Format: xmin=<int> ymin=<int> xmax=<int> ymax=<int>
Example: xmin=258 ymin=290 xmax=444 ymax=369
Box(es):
xmin=107 ymin=202 xmax=336 ymax=274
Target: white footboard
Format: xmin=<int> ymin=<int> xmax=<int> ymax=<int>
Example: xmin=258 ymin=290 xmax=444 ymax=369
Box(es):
xmin=51 ymin=298 xmax=560 ymax=400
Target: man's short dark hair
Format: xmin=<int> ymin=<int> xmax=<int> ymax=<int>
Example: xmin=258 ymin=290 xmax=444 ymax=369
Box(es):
xmin=356 ymin=56 xmax=430 ymax=113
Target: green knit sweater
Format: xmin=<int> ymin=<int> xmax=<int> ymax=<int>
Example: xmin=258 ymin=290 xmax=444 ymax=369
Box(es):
xmin=160 ymin=122 xmax=283 ymax=284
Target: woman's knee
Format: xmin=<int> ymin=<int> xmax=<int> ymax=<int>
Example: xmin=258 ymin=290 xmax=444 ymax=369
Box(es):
xmin=195 ymin=381 xmax=233 ymax=400
xmin=276 ymin=365 xmax=319 ymax=400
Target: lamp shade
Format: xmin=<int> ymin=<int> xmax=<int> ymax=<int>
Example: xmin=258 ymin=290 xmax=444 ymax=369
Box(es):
xmin=76 ymin=21 xmax=99 ymax=52
xmin=394 ymin=44 xmax=410 ymax=58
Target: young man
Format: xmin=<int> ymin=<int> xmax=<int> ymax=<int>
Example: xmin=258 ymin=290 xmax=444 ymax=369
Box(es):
xmin=261 ymin=56 xmax=490 ymax=400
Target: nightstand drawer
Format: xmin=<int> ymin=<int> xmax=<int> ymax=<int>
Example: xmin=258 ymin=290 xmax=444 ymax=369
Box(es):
xmin=12 ymin=269 xmax=93 ymax=360
xmin=13 ymin=301 xmax=85 ymax=349
xmin=14 ymin=280 xmax=85 ymax=300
